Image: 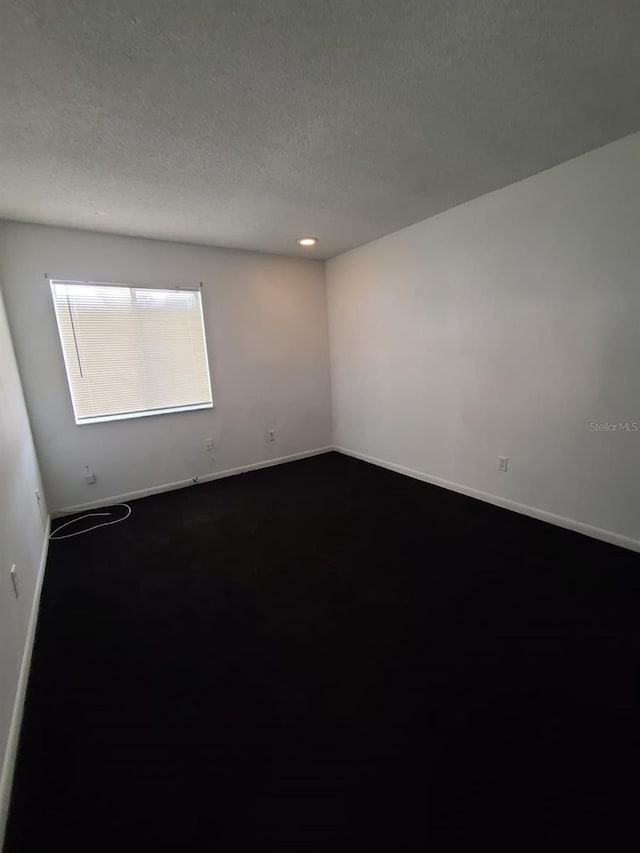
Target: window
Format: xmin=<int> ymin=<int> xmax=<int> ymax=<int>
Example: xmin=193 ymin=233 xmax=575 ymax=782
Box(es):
xmin=50 ymin=280 xmax=213 ymax=424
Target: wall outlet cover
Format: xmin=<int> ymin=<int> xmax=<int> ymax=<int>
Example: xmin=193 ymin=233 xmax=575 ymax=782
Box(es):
xmin=10 ymin=564 xmax=19 ymax=598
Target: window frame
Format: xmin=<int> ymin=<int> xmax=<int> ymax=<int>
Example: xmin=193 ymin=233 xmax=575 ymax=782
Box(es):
xmin=49 ymin=278 xmax=214 ymax=426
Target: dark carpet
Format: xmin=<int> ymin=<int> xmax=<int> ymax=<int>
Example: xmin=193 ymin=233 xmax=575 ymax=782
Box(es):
xmin=6 ymin=452 xmax=640 ymax=852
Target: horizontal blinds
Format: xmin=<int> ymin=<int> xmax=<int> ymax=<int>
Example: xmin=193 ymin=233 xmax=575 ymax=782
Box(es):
xmin=51 ymin=281 xmax=212 ymax=423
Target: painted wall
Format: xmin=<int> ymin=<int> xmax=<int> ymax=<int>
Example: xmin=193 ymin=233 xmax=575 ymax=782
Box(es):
xmin=327 ymin=132 xmax=640 ymax=543
xmin=0 ymin=224 xmax=332 ymax=512
xmin=0 ymin=285 xmax=48 ymax=844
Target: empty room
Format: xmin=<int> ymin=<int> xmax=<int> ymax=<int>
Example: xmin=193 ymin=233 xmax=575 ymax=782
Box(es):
xmin=1 ymin=1 xmax=639 ymax=850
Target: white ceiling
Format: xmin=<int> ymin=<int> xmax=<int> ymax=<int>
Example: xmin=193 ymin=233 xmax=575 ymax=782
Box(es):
xmin=1 ymin=0 xmax=639 ymax=259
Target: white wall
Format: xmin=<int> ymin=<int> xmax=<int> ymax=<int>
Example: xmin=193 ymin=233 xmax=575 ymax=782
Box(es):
xmin=327 ymin=132 xmax=640 ymax=544
xmin=0 ymin=224 xmax=332 ymax=512
xmin=0 ymin=285 xmax=49 ymax=845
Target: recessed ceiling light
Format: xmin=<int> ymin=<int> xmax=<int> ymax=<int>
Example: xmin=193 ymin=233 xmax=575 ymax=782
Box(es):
xmin=297 ymin=236 xmax=318 ymax=247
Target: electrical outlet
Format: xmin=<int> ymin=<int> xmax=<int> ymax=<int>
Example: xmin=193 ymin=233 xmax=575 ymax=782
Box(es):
xmin=205 ymin=439 xmax=214 ymax=452
xmin=35 ymin=488 xmax=46 ymax=524
xmin=10 ymin=564 xmax=19 ymax=598
xmin=268 ymin=429 xmax=275 ymax=442
xmin=497 ymin=456 xmax=508 ymax=472
xmin=84 ymin=465 xmax=96 ymax=485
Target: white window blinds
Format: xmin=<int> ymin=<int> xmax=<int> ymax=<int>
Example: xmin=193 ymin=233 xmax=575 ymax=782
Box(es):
xmin=50 ymin=281 xmax=213 ymax=424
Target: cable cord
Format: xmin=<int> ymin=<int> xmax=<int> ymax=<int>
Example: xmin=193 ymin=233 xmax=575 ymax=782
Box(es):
xmin=49 ymin=504 xmax=132 ymax=540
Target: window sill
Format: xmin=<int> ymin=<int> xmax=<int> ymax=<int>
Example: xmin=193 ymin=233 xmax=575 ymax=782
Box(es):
xmin=75 ymin=402 xmax=214 ymax=425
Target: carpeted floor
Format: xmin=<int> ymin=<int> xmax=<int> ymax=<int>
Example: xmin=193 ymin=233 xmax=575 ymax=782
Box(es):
xmin=6 ymin=452 xmax=640 ymax=852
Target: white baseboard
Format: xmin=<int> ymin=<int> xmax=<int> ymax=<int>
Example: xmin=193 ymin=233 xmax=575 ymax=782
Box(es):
xmin=0 ymin=515 xmax=51 ymax=849
xmin=334 ymin=446 xmax=640 ymax=554
xmin=52 ymin=446 xmax=334 ymax=517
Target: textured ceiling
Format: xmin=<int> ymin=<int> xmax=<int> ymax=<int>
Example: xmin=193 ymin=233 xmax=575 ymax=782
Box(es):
xmin=1 ymin=1 xmax=639 ymax=259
